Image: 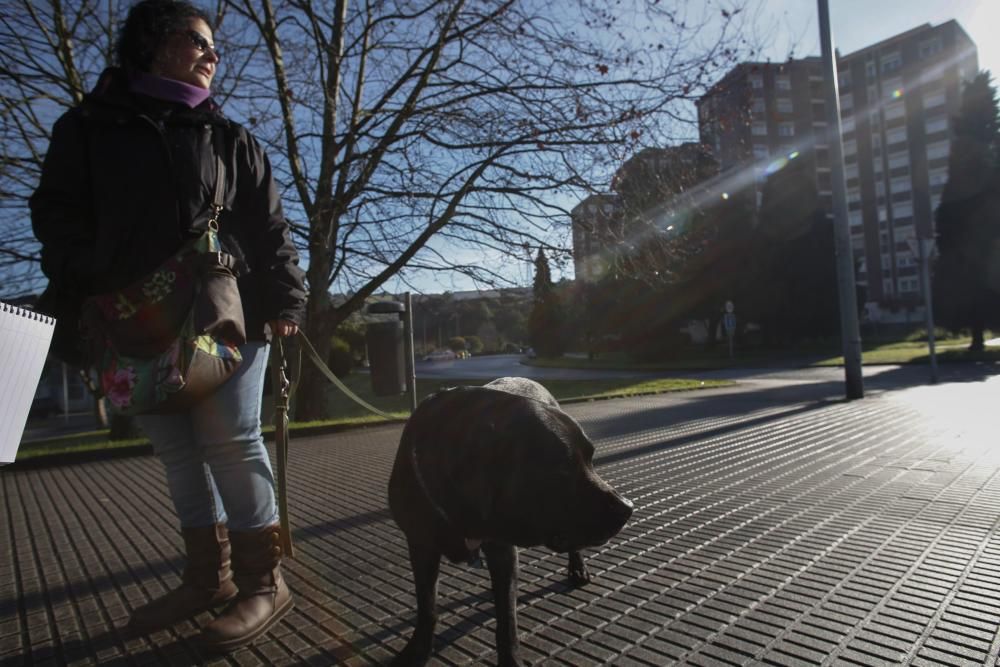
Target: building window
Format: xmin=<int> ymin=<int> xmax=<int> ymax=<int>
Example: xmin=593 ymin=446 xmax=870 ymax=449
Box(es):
xmin=843 ymin=138 xmax=857 ymax=156
xmin=884 ymin=101 xmax=905 ymax=120
xmin=847 ymin=187 xmax=861 ymax=204
xmin=886 ymin=126 xmax=907 ymax=145
xmin=775 ymin=75 xmax=791 ymax=91
xmin=839 ymin=69 xmax=852 ymax=88
xmin=895 ymin=225 xmax=916 ymax=242
xmin=840 ymin=92 xmax=854 ymax=112
xmin=921 ymin=66 xmax=944 ymax=85
xmin=778 ymin=122 xmax=795 ymax=137
xmin=923 ymin=89 xmax=947 ymax=109
xmin=928 ymin=166 xmax=948 ymax=188
xmin=876 ymin=181 xmax=886 ymax=197
xmin=752 ymin=121 xmax=768 ymax=136
xmin=890 ymin=176 xmax=912 ymax=194
xmin=776 ymin=98 xmax=793 ymax=113
xmin=893 ymin=201 xmax=913 ymax=219
xmin=882 ymin=77 xmax=903 ymax=101
xmin=842 ymin=116 xmax=855 ymax=133
xmin=925 ymin=116 xmax=948 ymax=135
xmin=927 ymin=139 xmax=950 ymax=161
xmin=849 ymin=210 xmax=863 ymax=227
xmin=881 ymin=52 xmax=902 ymax=74
xmin=753 ymin=144 xmax=769 ymax=159
xmin=751 ymin=97 xmax=766 ymax=113
xmin=888 ymin=151 xmax=909 ymax=170
xmin=896 ymin=253 xmax=914 ymax=268
xmin=749 ymin=74 xmax=764 ymax=89
xmin=866 ymin=61 xmax=877 ymax=80
xmin=920 ymin=37 xmax=943 ymax=59
xmin=845 ymin=163 xmax=859 ymax=180
xmin=898 ymin=277 xmax=919 ymax=293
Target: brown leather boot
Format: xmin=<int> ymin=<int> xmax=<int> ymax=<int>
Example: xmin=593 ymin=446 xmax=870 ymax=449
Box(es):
xmin=198 ymin=524 xmax=293 ymax=652
xmin=127 ymin=524 xmax=238 ymax=633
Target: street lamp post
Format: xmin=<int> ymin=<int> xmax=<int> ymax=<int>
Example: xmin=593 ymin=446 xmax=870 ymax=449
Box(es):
xmin=818 ymin=0 xmax=865 ymax=399
xmin=914 ymin=237 xmax=939 ymax=383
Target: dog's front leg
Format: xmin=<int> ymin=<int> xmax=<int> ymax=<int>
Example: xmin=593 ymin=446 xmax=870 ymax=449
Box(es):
xmin=567 ymin=550 xmax=591 ymax=585
xmin=392 ymin=541 xmax=441 ymax=666
xmin=482 ymin=541 xmax=523 ymax=667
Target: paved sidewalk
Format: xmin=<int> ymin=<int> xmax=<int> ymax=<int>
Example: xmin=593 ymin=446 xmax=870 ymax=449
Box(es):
xmin=3 ymin=365 xmax=1000 ymax=665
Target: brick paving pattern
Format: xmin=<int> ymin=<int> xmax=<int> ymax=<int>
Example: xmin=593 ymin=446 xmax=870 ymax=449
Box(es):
xmin=2 ymin=367 xmax=1000 ymax=665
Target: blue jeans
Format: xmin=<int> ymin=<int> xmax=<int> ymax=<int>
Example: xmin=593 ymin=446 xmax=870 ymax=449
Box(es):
xmin=137 ymin=342 xmax=278 ymax=531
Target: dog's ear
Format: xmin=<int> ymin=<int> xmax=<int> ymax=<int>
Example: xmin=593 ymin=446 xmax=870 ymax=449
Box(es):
xmin=450 ymin=420 xmax=502 ymax=532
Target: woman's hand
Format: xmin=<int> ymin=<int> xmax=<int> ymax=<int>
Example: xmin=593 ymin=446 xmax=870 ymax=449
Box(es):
xmin=267 ymin=319 xmax=299 ymax=338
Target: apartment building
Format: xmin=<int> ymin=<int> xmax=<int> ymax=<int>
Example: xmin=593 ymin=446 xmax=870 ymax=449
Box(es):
xmin=571 ymin=193 xmax=622 ymax=284
xmin=570 ymin=144 xmax=714 ymax=284
xmin=697 ymin=20 xmax=978 ymax=320
xmin=696 ymin=57 xmax=833 ymax=210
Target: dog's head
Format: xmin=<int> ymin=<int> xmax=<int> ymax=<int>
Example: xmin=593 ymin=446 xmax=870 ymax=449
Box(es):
xmin=455 ymin=395 xmax=633 ymax=551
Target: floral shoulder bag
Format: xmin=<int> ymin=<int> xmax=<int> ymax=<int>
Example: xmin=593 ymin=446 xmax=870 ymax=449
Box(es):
xmin=83 ymin=131 xmax=246 ymax=415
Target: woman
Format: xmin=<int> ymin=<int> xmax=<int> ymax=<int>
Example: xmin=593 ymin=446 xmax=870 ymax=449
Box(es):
xmin=30 ymin=0 xmax=306 ymax=652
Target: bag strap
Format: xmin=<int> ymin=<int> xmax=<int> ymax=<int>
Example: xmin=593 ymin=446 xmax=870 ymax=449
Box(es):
xmin=207 ymin=126 xmax=227 ymax=232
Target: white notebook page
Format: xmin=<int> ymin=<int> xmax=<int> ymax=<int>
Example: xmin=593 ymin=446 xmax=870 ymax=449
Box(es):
xmin=0 ymin=302 xmax=55 ymax=463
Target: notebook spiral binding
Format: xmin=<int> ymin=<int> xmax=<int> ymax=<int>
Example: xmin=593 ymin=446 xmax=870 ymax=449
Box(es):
xmin=0 ymin=301 xmax=55 ymax=325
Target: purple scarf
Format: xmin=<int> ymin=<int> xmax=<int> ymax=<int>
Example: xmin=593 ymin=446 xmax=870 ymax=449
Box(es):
xmin=129 ymin=71 xmax=211 ymax=109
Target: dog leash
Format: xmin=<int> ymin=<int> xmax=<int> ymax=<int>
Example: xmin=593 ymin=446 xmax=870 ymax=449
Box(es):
xmin=270 ymin=330 xmax=404 ymax=558
xmin=271 ymin=337 xmax=294 ymax=558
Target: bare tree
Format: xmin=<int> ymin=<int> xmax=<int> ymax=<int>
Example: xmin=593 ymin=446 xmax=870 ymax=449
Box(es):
xmin=0 ymin=1 xmax=111 ymax=296
xmin=221 ymin=0 xmax=761 ymax=418
xmin=1 ymin=0 xmax=763 ymax=420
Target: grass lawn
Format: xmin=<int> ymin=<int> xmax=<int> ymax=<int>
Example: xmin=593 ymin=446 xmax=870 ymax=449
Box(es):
xmin=530 ymin=333 xmax=1000 ymax=371
xmin=15 ymin=373 xmax=731 ymax=462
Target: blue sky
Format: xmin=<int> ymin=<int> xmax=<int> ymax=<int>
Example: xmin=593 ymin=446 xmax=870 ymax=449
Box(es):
xmin=762 ymin=0 xmax=998 ymax=74
xmin=392 ymin=0 xmax=999 ymax=296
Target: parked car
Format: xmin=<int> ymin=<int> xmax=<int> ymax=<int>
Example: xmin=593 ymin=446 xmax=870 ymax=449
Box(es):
xmin=422 ymin=349 xmax=457 ymax=362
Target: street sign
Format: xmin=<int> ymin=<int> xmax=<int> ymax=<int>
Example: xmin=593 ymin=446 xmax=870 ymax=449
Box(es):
xmin=723 ymin=313 xmax=736 ymax=334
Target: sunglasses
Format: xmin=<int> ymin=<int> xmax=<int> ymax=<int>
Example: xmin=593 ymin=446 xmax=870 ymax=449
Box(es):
xmin=183 ymin=30 xmax=220 ymax=60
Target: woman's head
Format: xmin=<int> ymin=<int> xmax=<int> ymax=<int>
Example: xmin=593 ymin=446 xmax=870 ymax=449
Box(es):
xmin=117 ymin=0 xmax=218 ymax=89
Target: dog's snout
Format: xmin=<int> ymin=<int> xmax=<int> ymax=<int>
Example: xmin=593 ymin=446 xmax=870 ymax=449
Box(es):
xmin=613 ymin=494 xmax=633 ymax=524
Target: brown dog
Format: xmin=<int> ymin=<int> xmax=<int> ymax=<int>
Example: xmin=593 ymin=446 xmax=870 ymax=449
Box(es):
xmin=388 ymin=377 xmax=633 ymax=666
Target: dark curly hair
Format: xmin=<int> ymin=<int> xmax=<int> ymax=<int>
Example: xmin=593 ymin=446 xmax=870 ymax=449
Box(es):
xmin=116 ymin=0 xmax=213 ymax=73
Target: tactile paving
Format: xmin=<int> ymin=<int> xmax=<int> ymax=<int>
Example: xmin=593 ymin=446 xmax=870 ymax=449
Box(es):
xmin=2 ymin=368 xmax=999 ymax=664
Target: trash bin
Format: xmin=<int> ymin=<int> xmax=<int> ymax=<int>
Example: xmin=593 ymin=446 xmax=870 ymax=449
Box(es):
xmin=366 ymin=301 xmax=406 ymax=396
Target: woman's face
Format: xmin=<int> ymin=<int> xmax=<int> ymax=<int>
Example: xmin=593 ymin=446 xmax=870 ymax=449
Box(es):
xmin=150 ymin=17 xmax=218 ymax=89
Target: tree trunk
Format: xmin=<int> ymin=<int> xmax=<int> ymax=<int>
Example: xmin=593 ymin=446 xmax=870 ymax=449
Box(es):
xmin=294 ymin=291 xmax=338 ymax=421
xmin=970 ymin=325 xmax=985 ymax=352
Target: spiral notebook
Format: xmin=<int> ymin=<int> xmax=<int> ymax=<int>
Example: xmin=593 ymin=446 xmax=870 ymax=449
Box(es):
xmin=0 ymin=302 xmax=55 ymax=464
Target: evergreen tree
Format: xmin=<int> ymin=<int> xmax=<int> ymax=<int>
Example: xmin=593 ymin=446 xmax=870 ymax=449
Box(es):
xmin=529 ymin=248 xmax=567 ymax=357
xmin=754 ymin=152 xmax=839 ymax=344
xmin=933 ymin=71 xmax=1000 ymax=351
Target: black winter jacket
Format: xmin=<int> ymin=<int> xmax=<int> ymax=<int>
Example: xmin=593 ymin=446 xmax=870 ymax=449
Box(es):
xmin=31 ymin=68 xmax=307 ymax=363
